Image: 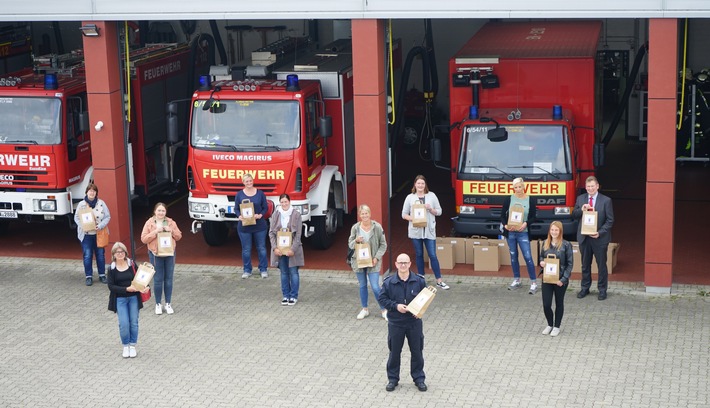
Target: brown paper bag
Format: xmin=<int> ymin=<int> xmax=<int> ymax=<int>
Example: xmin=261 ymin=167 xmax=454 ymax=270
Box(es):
xmin=542 ymin=254 xmax=560 ymax=284
xmin=277 ymin=229 xmax=292 ymax=253
xmin=78 ymin=207 xmax=96 ymax=232
xmin=581 ymin=210 xmax=598 ymax=235
xmin=411 ymin=202 xmax=427 ymax=228
xmin=96 ymin=228 xmax=109 ymax=248
xmin=355 ymin=242 xmax=374 ymax=268
xmin=239 ymin=199 xmax=256 ymax=226
xmin=507 ymin=203 xmax=525 ymax=227
xmin=156 ymin=231 xmax=174 ymax=257
xmin=407 ymin=286 xmax=437 ymax=318
xmin=132 ymin=262 xmax=156 ymax=291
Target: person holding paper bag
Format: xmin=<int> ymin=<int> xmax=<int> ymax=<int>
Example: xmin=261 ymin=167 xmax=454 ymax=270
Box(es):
xmin=538 ymin=221 xmax=573 ymax=337
xmin=107 ymin=242 xmax=148 ymax=358
xmin=235 ymin=173 xmax=270 ymax=279
xmin=500 ymin=177 xmax=539 ymax=294
xmin=378 ymin=254 xmax=428 ymax=392
xmin=73 ymin=183 xmax=111 ymax=286
xmin=348 ymin=204 xmax=388 ymax=321
xmin=140 ymin=203 xmax=182 ymax=315
xmin=269 ymin=194 xmax=303 ymax=306
xmin=401 ymin=175 xmax=449 ymax=290
xmin=572 ymin=176 xmax=614 ymax=300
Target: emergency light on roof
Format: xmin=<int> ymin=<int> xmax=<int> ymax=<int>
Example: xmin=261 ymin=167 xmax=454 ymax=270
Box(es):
xmin=234 ymin=83 xmax=258 ymax=92
xmin=0 ymin=76 xmax=21 ymax=87
xmin=199 ymin=75 xmax=211 ymax=91
xmin=469 ymin=105 xmax=479 ymax=120
xmin=552 ymin=105 xmax=563 ymax=120
xmin=286 ymin=74 xmax=300 ymax=92
xmin=44 ymin=73 xmax=58 ymax=90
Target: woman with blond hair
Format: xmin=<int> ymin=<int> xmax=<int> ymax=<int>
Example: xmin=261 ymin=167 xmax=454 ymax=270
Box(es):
xmin=348 ymin=204 xmax=388 ymax=320
xmin=501 ymin=177 xmax=538 ymax=294
xmin=107 ymin=242 xmax=149 ymax=358
xmin=141 ymin=202 xmax=182 ymax=315
xmin=538 ymin=221 xmax=573 ymax=337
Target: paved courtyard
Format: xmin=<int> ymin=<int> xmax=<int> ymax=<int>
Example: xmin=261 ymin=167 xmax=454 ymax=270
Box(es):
xmin=1 ymin=256 xmax=709 ymax=408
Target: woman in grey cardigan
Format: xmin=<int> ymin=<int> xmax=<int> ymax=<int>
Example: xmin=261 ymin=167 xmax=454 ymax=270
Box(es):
xmin=348 ymin=204 xmax=388 ymax=320
xmin=269 ymin=194 xmax=304 ymax=306
xmin=401 ymin=175 xmax=449 ymax=290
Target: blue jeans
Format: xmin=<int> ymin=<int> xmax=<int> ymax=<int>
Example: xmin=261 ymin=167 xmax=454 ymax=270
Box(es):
xmin=507 ymin=231 xmax=536 ymax=280
xmin=411 ymin=238 xmax=442 ymax=279
xmin=81 ymin=234 xmax=105 ymax=277
xmin=238 ymin=229 xmax=268 ymax=273
xmin=278 ymin=255 xmax=299 ymax=299
xmin=116 ymin=295 xmax=139 ymax=345
xmin=149 ymin=252 xmax=176 ymax=304
xmin=356 ymin=268 xmax=382 ymax=309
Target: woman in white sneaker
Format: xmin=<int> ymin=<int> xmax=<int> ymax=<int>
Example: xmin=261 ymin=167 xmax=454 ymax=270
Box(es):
xmin=348 ymin=204 xmax=388 ymax=320
xmin=107 ymin=242 xmax=149 ymax=358
xmin=140 ymin=202 xmax=182 ymax=315
xmin=401 ymin=175 xmax=450 ymax=290
xmin=500 ymin=177 xmax=538 ymax=294
xmin=269 ymin=194 xmax=304 ymax=306
xmin=539 ymin=221 xmax=573 ymax=337
xmin=73 ymin=183 xmax=111 ymax=286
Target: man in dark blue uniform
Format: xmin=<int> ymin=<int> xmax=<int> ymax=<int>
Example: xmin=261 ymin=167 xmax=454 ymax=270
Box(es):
xmin=378 ymin=253 xmax=428 ymax=392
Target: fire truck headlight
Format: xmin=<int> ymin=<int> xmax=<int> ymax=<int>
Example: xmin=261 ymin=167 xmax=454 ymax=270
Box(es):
xmin=190 ymin=202 xmax=211 ymax=213
xmin=554 ymin=207 xmax=570 ymax=215
xmin=39 ymin=200 xmax=57 ymax=212
xmin=292 ymin=204 xmax=309 ymax=216
xmin=459 ymin=205 xmax=475 ymax=214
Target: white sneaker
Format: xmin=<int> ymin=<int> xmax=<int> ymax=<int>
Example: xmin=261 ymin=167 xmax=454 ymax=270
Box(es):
xmin=165 ymin=303 xmax=174 ymax=315
xmin=382 ymin=310 xmax=388 ymax=321
xmin=281 ymin=297 xmax=289 ymax=306
xmin=550 ymin=327 xmax=561 ymax=337
xmin=542 ymin=326 xmax=553 ymax=335
xmin=288 ymin=298 xmax=297 ymax=306
xmin=508 ymin=279 xmax=522 ymax=290
xmin=436 ymin=281 xmax=450 ymax=290
xmin=155 ymin=304 xmax=163 ymax=315
xmin=129 ymin=346 xmax=137 ymax=358
xmin=260 ymin=271 xmax=268 ymax=279
xmin=122 ymin=346 xmax=130 ymax=358
xmin=241 ymin=272 xmax=252 ymax=279
xmin=356 ymin=309 xmax=370 ymax=320
xmin=529 ymin=282 xmax=538 ymax=295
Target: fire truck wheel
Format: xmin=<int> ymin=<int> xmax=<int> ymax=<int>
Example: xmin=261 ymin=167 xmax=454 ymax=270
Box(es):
xmin=311 ymin=194 xmax=338 ymax=250
xmin=202 ymin=221 xmax=229 ymax=246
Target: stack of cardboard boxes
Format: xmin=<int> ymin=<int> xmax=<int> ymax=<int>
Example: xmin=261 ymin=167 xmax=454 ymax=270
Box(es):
xmin=571 ymin=242 xmax=621 ymax=274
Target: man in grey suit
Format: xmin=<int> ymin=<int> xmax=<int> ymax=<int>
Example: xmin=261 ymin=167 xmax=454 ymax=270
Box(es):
xmin=572 ymin=176 xmax=614 ymax=300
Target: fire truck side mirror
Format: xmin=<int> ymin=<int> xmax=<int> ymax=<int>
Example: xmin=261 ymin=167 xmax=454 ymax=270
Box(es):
xmin=593 ymin=143 xmax=605 ymax=167
xmin=320 ymin=116 xmax=332 ymax=138
xmin=166 ymin=102 xmax=179 ymax=144
xmin=430 ymin=138 xmax=442 ymax=162
xmin=78 ymin=112 xmax=90 ymax=133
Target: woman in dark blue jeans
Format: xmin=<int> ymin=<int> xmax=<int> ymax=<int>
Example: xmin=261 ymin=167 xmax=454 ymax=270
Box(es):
xmin=501 ymin=177 xmax=538 ymax=294
xmin=73 ymin=183 xmax=111 ymax=286
xmin=235 ymin=173 xmax=270 ymax=279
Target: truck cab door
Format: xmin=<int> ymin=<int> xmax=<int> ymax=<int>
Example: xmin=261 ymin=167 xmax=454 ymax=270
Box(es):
xmin=304 ymin=94 xmax=325 ymax=169
xmin=65 ymin=94 xmax=92 ymax=179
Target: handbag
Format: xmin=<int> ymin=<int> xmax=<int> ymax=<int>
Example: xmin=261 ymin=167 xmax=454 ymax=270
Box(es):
xmin=346 ymin=248 xmax=355 ymax=264
xmin=140 ymin=287 xmax=152 ymax=302
xmin=96 ymin=227 xmax=109 ymax=248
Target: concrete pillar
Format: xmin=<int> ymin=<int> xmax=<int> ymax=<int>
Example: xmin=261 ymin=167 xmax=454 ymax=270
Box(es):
xmin=81 ymin=21 xmax=131 ymax=252
xmin=645 ymin=19 xmax=677 ymax=293
xmin=352 ymin=20 xmax=391 ymax=271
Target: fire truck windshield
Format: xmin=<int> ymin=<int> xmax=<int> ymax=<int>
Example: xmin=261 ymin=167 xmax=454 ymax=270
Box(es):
xmin=191 ymin=100 xmax=300 ymax=151
xmin=0 ymin=97 xmax=61 ymax=145
xmin=459 ymin=124 xmax=570 ymax=177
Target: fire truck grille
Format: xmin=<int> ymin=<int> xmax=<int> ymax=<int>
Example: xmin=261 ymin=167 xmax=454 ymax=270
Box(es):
xmin=0 ymin=170 xmax=47 ymax=186
xmin=212 ymin=182 xmax=279 ymax=195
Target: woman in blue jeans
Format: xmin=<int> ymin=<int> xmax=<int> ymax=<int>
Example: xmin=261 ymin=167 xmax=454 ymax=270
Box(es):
xmin=269 ymin=194 xmax=304 ymax=306
xmin=73 ymin=183 xmax=111 ymax=286
xmin=107 ymin=242 xmax=149 ymax=358
xmin=348 ymin=204 xmax=388 ymax=320
xmin=401 ymin=175 xmax=449 ymax=290
xmin=235 ymin=173 xmax=270 ymax=279
xmin=501 ymin=177 xmax=538 ymax=294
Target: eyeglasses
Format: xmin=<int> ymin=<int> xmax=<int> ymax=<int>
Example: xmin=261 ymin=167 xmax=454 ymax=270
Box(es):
xmin=396 ymin=261 xmax=411 ymax=265
xmin=114 ymin=250 xmax=125 ymax=254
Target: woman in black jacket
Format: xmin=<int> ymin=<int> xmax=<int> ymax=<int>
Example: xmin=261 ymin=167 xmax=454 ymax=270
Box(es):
xmin=538 ymin=221 xmax=573 ymax=337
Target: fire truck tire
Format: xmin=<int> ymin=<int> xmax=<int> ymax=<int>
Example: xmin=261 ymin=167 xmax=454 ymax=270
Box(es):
xmin=202 ymin=221 xmax=229 ymax=246
xmin=310 ymin=194 xmax=337 ymax=250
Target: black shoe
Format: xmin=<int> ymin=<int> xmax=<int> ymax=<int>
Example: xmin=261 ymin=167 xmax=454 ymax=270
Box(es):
xmin=99 ymin=275 xmax=107 ymax=284
xmin=85 ymin=277 xmax=93 ymax=286
xmin=415 ymin=382 xmax=428 ymax=392
xmin=598 ymin=292 xmax=607 ymax=300
xmin=385 ymin=381 xmax=398 ymax=392
xmin=577 ymin=289 xmax=589 ymax=299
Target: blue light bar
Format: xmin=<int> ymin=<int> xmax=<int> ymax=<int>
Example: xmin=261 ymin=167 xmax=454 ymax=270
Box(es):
xmin=469 ymin=105 xmax=478 ymax=120
xmin=286 ymin=74 xmax=300 ymax=92
xmin=552 ymin=105 xmax=563 ymax=120
xmin=44 ymin=73 xmax=58 ymax=90
xmin=199 ymin=75 xmax=211 ymax=91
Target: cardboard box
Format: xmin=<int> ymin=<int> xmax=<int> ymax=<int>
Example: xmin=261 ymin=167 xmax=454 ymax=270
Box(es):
xmin=571 ymin=242 xmax=620 ymax=274
xmin=436 ymin=237 xmax=466 ymax=264
xmin=465 ymin=236 xmax=489 ymax=265
xmin=516 ymin=239 xmax=539 ymax=266
xmin=428 ymin=242 xmax=454 ymax=270
xmin=489 ymin=238 xmax=510 ymax=266
xmin=571 ymin=242 xmax=582 ymax=273
xmin=473 ymin=244 xmax=500 ymax=271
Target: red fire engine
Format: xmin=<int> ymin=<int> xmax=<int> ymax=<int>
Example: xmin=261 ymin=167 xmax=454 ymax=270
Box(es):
xmin=0 ymin=42 xmax=208 ymax=232
xmin=176 ymin=42 xmax=355 ymax=249
xmin=444 ymin=20 xmax=603 ymax=238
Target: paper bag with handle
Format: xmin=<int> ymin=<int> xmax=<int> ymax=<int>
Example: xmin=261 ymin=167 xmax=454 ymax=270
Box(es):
xmin=156 ymin=231 xmax=174 ymax=257
xmin=355 ymin=242 xmax=374 ymax=268
xmin=581 ymin=210 xmax=598 ymax=235
xmin=407 ymin=286 xmax=437 ymax=318
xmin=542 ymin=254 xmax=560 ymax=284
xmin=277 ymin=229 xmax=292 ymax=253
xmin=411 ymin=202 xmax=428 ymax=228
xmin=96 ymin=227 xmax=109 ymax=248
xmin=78 ymin=207 xmax=97 ymax=232
xmin=239 ymin=199 xmax=256 ymax=226
xmin=507 ymin=203 xmax=525 ymax=228
xmin=132 ymin=262 xmax=156 ymax=291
